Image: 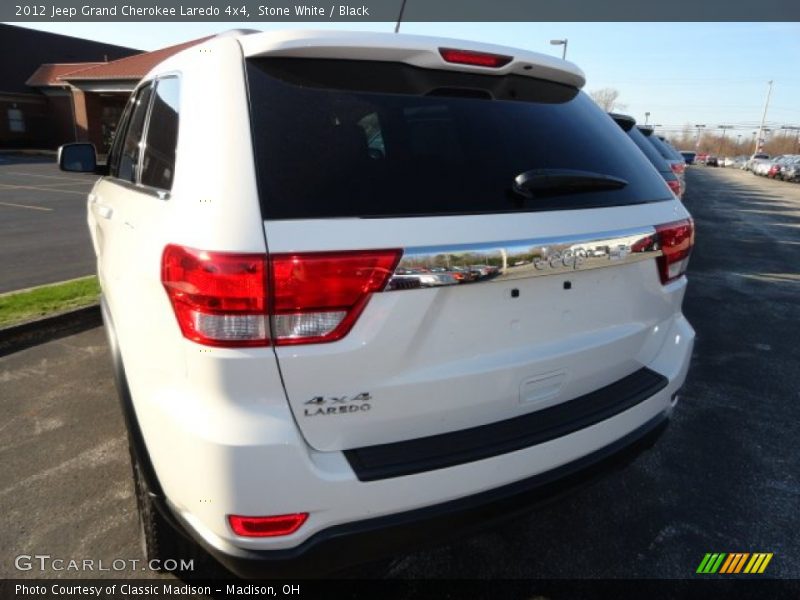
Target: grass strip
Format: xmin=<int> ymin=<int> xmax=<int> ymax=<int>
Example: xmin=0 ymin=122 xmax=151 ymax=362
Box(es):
xmin=0 ymin=276 xmax=100 ymax=328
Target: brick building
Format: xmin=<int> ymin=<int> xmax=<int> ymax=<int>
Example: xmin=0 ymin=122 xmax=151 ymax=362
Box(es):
xmin=1 ymin=25 xmax=207 ymax=152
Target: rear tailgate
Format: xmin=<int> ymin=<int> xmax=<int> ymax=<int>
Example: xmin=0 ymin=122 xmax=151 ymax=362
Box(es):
xmin=244 ymin=49 xmax=690 ymax=452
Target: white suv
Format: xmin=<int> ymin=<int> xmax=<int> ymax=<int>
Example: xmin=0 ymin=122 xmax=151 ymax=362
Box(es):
xmin=59 ymin=30 xmax=695 ymax=576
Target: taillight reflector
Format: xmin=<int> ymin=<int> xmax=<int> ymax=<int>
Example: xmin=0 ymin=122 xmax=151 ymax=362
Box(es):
xmin=228 ymin=513 xmax=308 ymax=537
xmin=655 ymin=219 xmax=694 ymax=284
xmin=666 ymin=178 xmax=682 ymax=198
xmin=161 ymin=246 xmax=401 ymax=347
xmin=439 ymin=47 xmax=513 ymax=68
xmin=670 ymin=162 xmax=686 ymax=176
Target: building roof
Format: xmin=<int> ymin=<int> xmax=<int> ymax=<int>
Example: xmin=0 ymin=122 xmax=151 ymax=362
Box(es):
xmin=60 ymin=36 xmax=212 ymax=81
xmin=1 ymin=23 xmax=138 ymax=94
xmin=26 ymin=62 xmax=105 ymax=87
xmin=26 ymin=36 xmax=212 ymax=88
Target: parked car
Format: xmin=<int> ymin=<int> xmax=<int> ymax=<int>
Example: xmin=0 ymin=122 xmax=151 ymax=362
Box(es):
xmin=782 ymin=157 xmax=800 ymax=182
xmin=638 ymin=127 xmax=687 ymax=196
xmin=58 ymin=29 xmax=695 ymax=578
xmin=771 ymin=155 xmax=798 ymax=179
xmin=705 ymin=156 xmax=719 ymax=167
xmin=733 ymin=155 xmax=748 ymax=169
xmin=680 ymin=151 xmax=696 ymax=165
xmin=745 ymin=153 xmax=770 ymax=172
xmin=610 ymin=113 xmax=682 ymax=198
xmin=753 ymin=156 xmax=779 ymax=176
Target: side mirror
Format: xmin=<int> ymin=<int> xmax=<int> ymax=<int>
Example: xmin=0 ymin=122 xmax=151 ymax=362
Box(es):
xmin=58 ymin=143 xmax=98 ymax=173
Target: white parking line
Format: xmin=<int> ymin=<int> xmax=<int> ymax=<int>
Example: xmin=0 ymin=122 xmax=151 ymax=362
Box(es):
xmin=0 ymin=201 xmax=53 ymax=212
xmin=4 ymin=171 xmax=95 ymax=183
xmin=0 ymin=183 xmax=86 ymax=195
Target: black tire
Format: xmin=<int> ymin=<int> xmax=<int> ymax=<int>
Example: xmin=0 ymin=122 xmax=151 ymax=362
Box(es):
xmin=129 ymin=443 xmax=186 ymax=568
xmin=128 ymin=441 xmax=233 ymax=579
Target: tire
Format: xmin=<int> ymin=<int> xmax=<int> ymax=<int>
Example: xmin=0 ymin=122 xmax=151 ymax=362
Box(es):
xmin=128 ymin=443 xmax=231 ymax=577
xmin=129 ymin=443 xmax=188 ymax=568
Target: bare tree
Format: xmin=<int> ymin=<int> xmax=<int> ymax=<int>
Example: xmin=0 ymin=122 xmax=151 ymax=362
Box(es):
xmin=589 ymin=88 xmax=627 ymax=112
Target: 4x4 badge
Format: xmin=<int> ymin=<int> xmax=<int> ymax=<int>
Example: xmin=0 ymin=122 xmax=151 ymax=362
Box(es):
xmin=303 ymin=393 xmax=372 ymax=417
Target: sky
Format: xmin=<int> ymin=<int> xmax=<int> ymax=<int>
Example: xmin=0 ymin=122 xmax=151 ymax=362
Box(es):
xmin=13 ymin=21 xmax=800 ymax=144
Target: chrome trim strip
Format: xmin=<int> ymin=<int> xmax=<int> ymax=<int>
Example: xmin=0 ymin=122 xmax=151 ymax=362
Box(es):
xmin=386 ymin=227 xmax=661 ymax=290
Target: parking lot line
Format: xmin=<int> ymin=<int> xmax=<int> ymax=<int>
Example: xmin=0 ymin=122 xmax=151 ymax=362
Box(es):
xmin=4 ymin=170 xmax=94 ymax=182
xmin=9 ymin=181 xmax=92 ymax=188
xmin=0 ymin=183 xmax=86 ymax=195
xmin=0 ymin=201 xmax=53 ymax=212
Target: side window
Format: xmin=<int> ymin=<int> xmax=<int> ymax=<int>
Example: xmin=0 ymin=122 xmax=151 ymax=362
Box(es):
xmin=140 ymin=77 xmax=180 ymax=190
xmin=117 ymin=83 xmax=154 ymax=184
xmin=8 ymin=108 xmax=25 ymax=133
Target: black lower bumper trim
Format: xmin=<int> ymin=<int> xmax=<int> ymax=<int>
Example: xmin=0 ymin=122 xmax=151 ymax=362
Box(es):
xmin=345 ymin=367 xmax=668 ymax=481
xmin=173 ymin=413 xmax=670 ymax=579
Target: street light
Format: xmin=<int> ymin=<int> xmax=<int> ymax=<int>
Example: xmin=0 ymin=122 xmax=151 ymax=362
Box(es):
xmin=550 ymin=39 xmax=568 ymax=60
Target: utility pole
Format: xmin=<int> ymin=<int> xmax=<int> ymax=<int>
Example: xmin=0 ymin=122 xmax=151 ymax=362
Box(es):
xmin=717 ymin=125 xmax=734 ymax=156
xmin=645 ymin=112 xmax=650 ymax=126
xmin=754 ymin=80 xmax=773 ymax=154
xmin=694 ymin=124 xmax=706 ymax=151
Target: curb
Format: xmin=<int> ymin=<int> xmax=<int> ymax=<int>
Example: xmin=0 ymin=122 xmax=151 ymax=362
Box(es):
xmin=0 ymin=304 xmax=102 ymax=357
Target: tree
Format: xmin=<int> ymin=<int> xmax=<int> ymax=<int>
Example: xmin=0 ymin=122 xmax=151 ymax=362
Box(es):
xmin=589 ymin=88 xmax=627 ymax=112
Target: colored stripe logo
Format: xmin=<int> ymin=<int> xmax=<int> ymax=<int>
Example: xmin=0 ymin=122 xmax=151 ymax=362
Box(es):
xmin=696 ymin=553 xmax=773 ymax=574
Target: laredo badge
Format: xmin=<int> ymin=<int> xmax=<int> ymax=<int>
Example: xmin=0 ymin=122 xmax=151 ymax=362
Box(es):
xmin=303 ymin=393 xmax=372 ymax=417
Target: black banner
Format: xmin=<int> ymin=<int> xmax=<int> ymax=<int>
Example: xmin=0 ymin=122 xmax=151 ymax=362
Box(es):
xmin=3 ymin=579 xmax=800 ymax=600
xmin=3 ymin=0 xmax=800 ymax=22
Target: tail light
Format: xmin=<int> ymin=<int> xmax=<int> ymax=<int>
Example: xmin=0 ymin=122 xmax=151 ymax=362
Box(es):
xmin=161 ymin=245 xmax=268 ymax=347
xmin=670 ymin=162 xmax=686 ymax=176
xmin=666 ymin=178 xmax=682 ymax=198
xmin=439 ymin=47 xmax=513 ymax=68
xmin=228 ymin=513 xmax=308 ymax=537
xmin=655 ymin=219 xmax=694 ymax=284
xmin=270 ymin=250 xmax=401 ymax=345
xmin=162 ymin=245 xmax=401 ymax=347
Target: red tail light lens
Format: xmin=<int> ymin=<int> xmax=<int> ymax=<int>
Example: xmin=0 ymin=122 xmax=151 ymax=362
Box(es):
xmin=666 ymin=178 xmax=682 ymax=198
xmin=439 ymin=48 xmax=513 ymax=68
xmin=161 ymin=245 xmax=268 ymax=347
xmin=228 ymin=513 xmax=308 ymax=537
xmin=655 ymin=219 xmax=694 ymax=284
xmin=162 ymin=246 xmax=401 ymax=347
xmin=271 ymin=250 xmax=402 ymax=345
xmin=670 ymin=162 xmax=686 ymax=176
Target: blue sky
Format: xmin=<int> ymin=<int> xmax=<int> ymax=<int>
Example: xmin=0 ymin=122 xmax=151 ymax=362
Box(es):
xmin=15 ymin=21 xmax=800 ymax=141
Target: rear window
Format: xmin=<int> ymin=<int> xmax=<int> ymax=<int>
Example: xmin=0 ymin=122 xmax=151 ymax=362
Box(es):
xmin=623 ymin=125 xmax=671 ymax=175
xmin=246 ymin=58 xmax=673 ymax=219
xmin=642 ymin=130 xmax=679 ymax=162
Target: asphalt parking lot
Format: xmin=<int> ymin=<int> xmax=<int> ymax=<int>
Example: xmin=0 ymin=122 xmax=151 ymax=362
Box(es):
xmin=1 ymin=166 xmax=798 ymax=584
xmin=0 ymin=155 xmax=97 ymax=293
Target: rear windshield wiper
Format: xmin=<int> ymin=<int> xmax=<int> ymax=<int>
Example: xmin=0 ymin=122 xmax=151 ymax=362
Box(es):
xmin=512 ymin=169 xmax=628 ymax=199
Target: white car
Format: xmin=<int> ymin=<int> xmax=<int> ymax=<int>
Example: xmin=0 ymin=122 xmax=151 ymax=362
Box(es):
xmin=59 ymin=29 xmax=695 ymax=577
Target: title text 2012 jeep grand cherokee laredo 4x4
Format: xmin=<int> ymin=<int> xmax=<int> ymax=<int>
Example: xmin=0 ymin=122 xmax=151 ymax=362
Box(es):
xmin=59 ymin=30 xmax=695 ymax=576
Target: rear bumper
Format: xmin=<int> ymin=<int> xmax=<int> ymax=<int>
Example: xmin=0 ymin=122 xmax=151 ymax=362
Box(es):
xmin=137 ymin=314 xmax=693 ymax=577
xmin=165 ymin=413 xmax=670 ymax=578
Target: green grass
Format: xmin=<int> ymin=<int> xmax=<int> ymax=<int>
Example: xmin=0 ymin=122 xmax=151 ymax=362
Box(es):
xmin=0 ymin=276 xmax=100 ymax=328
